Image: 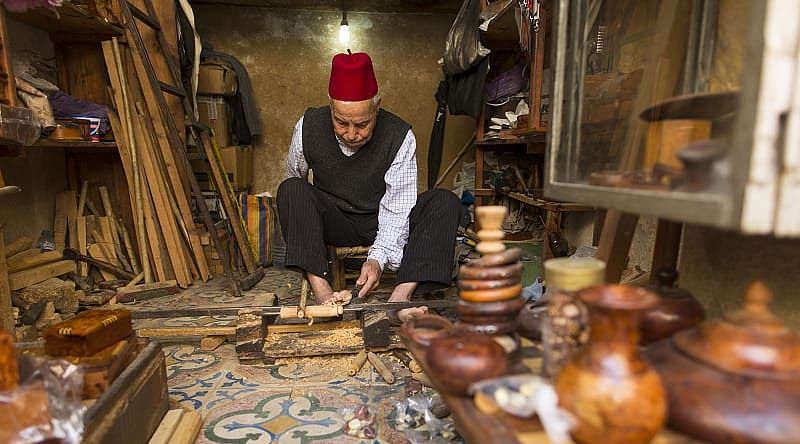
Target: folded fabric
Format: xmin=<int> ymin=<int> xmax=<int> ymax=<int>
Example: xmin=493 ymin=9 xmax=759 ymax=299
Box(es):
xmin=47 ymin=90 xmax=110 ymax=134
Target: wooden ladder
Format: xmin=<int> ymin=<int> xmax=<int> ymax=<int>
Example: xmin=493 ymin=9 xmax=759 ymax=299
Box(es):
xmin=117 ymin=0 xmax=258 ymax=294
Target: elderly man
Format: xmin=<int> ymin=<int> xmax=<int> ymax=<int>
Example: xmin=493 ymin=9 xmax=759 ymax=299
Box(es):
xmin=277 ymin=51 xmax=461 ymax=315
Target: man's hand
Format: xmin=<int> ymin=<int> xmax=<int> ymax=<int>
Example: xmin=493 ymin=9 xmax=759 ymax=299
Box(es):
xmin=356 ymin=259 xmax=382 ymax=298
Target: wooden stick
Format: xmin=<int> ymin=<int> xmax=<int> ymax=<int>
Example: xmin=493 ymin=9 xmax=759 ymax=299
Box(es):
xmin=117 ymin=220 xmax=141 ymax=274
xmin=435 ymin=131 xmax=476 ymax=188
xmin=348 ymin=350 xmax=368 ymax=376
xmin=392 ymin=349 xmax=422 ymax=373
xmin=99 ymin=187 xmax=131 ymax=272
xmin=124 ymin=271 xmax=144 ymax=288
xmin=77 ymin=216 xmax=88 ymax=276
xmin=77 ymin=180 xmax=88 ymax=217
xmin=367 ymin=352 xmax=395 ymax=384
xmin=0 ymin=232 xmax=14 ymax=333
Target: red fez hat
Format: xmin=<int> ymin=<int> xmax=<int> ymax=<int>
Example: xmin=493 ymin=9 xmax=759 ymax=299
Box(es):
xmin=329 ymin=50 xmax=379 ymax=101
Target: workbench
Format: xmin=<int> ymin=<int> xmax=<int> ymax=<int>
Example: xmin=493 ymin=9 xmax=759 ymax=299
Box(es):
xmin=403 ymin=339 xmax=700 ymax=444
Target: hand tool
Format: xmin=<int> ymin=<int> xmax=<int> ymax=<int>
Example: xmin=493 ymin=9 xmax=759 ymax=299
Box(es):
xmin=62 ymin=248 xmax=137 ymax=280
xmin=130 ymin=299 xmax=456 ymax=319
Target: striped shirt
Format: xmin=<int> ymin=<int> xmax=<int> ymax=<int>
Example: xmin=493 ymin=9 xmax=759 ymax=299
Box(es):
xmin=285 ymin=115 xmax=418 ymax=271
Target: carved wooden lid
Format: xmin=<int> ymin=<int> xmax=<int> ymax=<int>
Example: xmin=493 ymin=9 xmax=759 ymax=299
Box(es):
xmin=646 ymin=268 xmax=694 ymax=300
xmin=673 ymin=281 xmax=800 ymax=380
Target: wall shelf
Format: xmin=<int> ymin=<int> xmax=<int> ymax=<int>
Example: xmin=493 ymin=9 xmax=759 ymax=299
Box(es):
xmin=31 ymin=139 xmax=117 ymax=149
xmin=9 ymin=1 xmax=122 ymax=40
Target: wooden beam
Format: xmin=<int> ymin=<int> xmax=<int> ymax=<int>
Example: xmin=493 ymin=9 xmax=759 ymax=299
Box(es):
xmin=4 ymin=236 xmax=32 ymax=258
xmin=54 ymin=193 xmax=70 ymax=251
xmin=138 ymin=326 xmax=235 ymax=338
xmin=6 ymin=249 xmax=62 ymax=274
xmin=77 ymin=180 xmax=88 ymax=216
xmin=116 ymin=280 xmax=179 ymax=303
xmin=169 ymin=410 xmax=202 ymax=444
xmin=8 ymin=260 xmax=76 ymax=291
xmin=200 ymin=335 xmax=227 ymax=351
xmin=77 ymin=216 xmax=88 ymax=276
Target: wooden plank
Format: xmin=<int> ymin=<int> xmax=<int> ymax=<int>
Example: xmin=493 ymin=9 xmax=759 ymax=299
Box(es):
xmin=130 ymin=103 xmax=191 ymax=287
xmin=138 ymin=326 xmax=235 ymax=338
xmin=103 ymin=40 xmax=150 ymax=283
xmin=148 ymin=409 xmax=184 ymax=444
xmin=5 ymin=236 xmax=32 ymax=257
xmin=169 ymin=410 xmax=202 ymax=444
xmin=54 ymin=192 xmax=70 ymax=251
xmin=123 ymin=21 xmax=209 ymax=281
xmin=235 ymin=309 xmax=265 ymax=362
xmin=0 ymin=232 xmax=14 ymax=333
xmin=88 ymin=243 xmax=117 ymax=282
xmin=116 ymin=280 xmax=178 ymax=303
xmin=7 ymin=250 xmax=62 ymax=274
xmin=8 ymin=260 xmax=76 ymax=291
xmin=99 ymin=187 xmax=130 ymax=271
xmin=200 ymin=335 xmax=227 ymax=351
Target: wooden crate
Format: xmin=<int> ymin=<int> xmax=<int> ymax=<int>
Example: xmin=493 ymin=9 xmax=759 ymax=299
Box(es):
xmin=82 ymin=341 xmax=168 ymax=444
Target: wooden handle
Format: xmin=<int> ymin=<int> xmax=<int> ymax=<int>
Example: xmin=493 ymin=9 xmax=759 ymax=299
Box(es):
xmin=279 ymin=304 xmax=343 ymax=319
xmin=348 ymin=350 xmax=368 ymax=376
xmin=392 ymin=349 xmax=422 ymax=373
xmin=367 ymin=352 xmax=395 ymax=384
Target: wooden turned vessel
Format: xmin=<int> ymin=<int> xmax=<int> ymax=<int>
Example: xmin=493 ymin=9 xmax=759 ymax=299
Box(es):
xmin=640 ymin=267 xmax=705 ymax=344
xmin=425 ymin=331 xmax=509 ymax=395
xmin=457 ymin=206 xmax=524 ymax=335
xmin=556 ymin=284 xmax=666 ymax=444
xmin=645 ymin=281 xmax=800 ymax=444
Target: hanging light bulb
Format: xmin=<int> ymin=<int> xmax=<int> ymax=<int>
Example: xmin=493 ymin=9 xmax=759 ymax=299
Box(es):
xmin=338 ymin=1 xmax=350 ymax=44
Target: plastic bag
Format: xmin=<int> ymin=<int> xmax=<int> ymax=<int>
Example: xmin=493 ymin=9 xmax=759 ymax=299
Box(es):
xmin=443 ymin=0 xmax=490 ymax=75
xmin=470 ymin=375 xmax=574 ymax=444
xmin=1 ymin=355 xmax=84 ymax=444
xmin=339 ymin=404 xmax=376 ymax=439
xmin=394 ymin=393 xmax=460 ymax=443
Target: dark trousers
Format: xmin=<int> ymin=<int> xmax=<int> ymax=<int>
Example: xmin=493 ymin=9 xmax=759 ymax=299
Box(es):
xmin=277 ymin=177 xmax=461 ymax=293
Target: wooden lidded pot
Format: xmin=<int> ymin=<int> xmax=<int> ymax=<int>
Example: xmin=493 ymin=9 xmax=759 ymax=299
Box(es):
xmin=640 ymin=267 xmax=706 ymax=344
xmin=425 ymin=331 xmax=509 ymax=395
xmin=645 ymin=281 xmax=800 ymax=444
xmin=555 ymin=284 xmax=666 ymax=444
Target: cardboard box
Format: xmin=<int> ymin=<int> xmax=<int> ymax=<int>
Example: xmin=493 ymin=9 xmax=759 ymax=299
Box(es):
xmin=197 ymin=95 xmax=231 ymax=146
xmin=197 ymin=63 xmax=237 ymax=95
xmin=191 ymin=145 xmax=253 ymax=191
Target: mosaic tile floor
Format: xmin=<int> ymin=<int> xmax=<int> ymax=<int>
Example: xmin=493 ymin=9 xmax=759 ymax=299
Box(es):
xmin=145 ymin=267 xmax=460 ymax=443
xmin=163 ymin=342 xmax=453 ymax=443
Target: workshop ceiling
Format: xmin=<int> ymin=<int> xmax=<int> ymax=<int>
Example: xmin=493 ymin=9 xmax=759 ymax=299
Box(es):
xmin=188 ymin=0 xmax=464 ymax=14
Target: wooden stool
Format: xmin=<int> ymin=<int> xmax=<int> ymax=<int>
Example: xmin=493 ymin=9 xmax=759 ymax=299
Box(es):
xmin=327 ymin=245 xmax=371 ymax=291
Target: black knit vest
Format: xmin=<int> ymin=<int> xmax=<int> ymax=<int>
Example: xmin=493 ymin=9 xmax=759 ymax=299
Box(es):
xmin=302 ymin=106 xmax=411 ymax=214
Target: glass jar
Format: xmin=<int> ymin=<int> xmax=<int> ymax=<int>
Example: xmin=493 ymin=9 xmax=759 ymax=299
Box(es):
xmin=541 ymin=257 xmax=606 ymax=378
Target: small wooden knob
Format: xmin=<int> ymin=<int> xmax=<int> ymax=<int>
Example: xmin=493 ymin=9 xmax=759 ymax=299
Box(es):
xmin=743 ymin=281 xmax=772 ymax=315
xmin=475 ymin=206 xmax=506 ymax=254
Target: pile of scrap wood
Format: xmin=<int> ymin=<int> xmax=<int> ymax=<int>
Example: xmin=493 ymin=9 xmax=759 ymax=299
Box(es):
xmin=5 ymin=185 xmax=181 ymax=342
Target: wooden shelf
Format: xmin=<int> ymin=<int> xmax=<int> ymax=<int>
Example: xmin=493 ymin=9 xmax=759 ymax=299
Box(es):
xmin=499 ymin=190 xmax=595 ymax=212
xmin=9 ymin=1 xmax=122 ymax=40
xmin=476 ymin=138 xmax=529 ymax=147
xmin=31 ymin=139 xmax=117 ymax=149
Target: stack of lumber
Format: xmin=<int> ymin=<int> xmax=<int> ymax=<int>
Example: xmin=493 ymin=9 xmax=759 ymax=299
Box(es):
xmin=101 ymin=38 xmax=210 ymax=289
xmin=199 ymin=225 xmax=230 ymax=275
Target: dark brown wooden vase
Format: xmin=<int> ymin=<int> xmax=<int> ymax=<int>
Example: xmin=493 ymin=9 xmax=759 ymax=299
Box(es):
xmin=640 ymin=268 xmax=706 ymax=344
xmin=645 ymin=281 xmax=800 ymax=444
xmin=555 ymin=285 xmax=666 ymax=444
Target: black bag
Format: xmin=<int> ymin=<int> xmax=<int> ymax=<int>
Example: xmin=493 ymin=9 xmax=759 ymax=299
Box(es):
xmin=444 ymin=0 xmax=490 ymax=75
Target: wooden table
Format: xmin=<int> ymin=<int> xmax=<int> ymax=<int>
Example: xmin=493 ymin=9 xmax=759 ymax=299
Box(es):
xmin=403 ymin=339 xmax=700 ymax=444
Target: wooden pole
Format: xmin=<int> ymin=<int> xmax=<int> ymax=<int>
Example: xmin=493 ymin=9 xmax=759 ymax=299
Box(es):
xmin=0 ymin=232 xmax=15 ymax=334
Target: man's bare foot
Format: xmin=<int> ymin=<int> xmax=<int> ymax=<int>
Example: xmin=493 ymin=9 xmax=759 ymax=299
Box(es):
xmin=388 ymin=282 xmax=426 ymax=322
xmin=316 ymin=290 xmax=352 ymax=305
xmin=397 ymin=306 xmax=428 ymax=322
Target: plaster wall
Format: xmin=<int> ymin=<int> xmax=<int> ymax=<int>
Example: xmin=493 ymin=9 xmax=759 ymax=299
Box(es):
xmin=193 ymin=5 xmax=477 ymax=195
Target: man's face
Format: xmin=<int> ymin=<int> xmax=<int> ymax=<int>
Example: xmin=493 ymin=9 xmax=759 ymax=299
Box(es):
xmin=330 ymin=98 xmax=379 ymax=150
